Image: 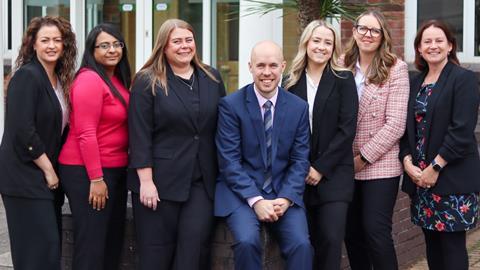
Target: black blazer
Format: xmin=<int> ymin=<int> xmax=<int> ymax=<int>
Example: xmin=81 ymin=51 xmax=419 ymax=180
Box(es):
xmin=288 ymin=68 xmax=358 ymax=204
xmin=400 ymin=62 xmax=480 ymax=196
xmin=127 ymin=66 xmax=226 ymax=202
xmin=0 ymin=57 xmax=63 ymax=199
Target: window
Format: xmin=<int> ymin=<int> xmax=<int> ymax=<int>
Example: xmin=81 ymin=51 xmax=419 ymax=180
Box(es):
xmin=86 ymin=0 xmax=137 ymax=70
xmin=405 ymin=0 xmax=480 ymax=63
xmin=24 ymin=0 xmax=70 ymax=28
xmin=153 ymin=0 xmax=203 ymax=58
xmin=417 ymin=0 xmax=463 ymax=51
xmin=212 ymin=0 xmax=239 ymax=93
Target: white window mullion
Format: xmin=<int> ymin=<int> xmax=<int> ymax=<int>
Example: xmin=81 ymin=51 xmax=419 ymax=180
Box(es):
xmin=202 ymin=0 xmax=211 ymax=65
xmin=11 ymin=0 xmax=23 ymax=66
xmin=143 ymin=0 xmax=152 ymax=66
xmin=71 ymin=0 xmax=85 ymax=69
xmin=135 ymin=0 xmax=145 ymax=72
xmin=2 ymin=0 xmax=9 ymax=59
xmin=458 ymin=0 xmax=471 ymax=62
xmin=404 ymin=0 xmax=417 ymax=63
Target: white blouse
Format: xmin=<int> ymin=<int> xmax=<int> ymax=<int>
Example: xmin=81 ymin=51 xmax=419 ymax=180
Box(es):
xmin=305 ymin=71 xmax=318 ymax=130
xmin=53 ymin=79 xmax=69 ymax=134
xmin=354 ymin=60 xmax=366 ymax=99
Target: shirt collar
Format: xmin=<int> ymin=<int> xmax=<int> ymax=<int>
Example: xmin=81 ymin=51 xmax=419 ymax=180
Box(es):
xmin=355 ymin=60 xmax=362 ymax=75
xmin=253 ymin=84 xmax=278 ymax=108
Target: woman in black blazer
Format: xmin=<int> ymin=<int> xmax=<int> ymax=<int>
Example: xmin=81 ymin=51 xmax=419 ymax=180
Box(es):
xmin=400 ymin=20 xmax=480 ymax=270
xmin=0 ymin=16 xmax=77 ymax=270
xmin=285 ymin=20 xmax=358 ymax=270
xmin=128 ymin=19 xmax=226 ymax=270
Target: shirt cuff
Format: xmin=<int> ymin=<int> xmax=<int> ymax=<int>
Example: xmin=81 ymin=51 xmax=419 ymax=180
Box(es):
xmin=247 ymin=196 xmax=264 ymax=208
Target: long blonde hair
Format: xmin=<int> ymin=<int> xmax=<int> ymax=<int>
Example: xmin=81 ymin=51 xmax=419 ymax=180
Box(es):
xmin=284 ymin=20 xmax=346 ymax=89
xmin=134 ymin=19 xmax=218 ymax=95
xmin=343 ymin=10 xmax=397 ymax=85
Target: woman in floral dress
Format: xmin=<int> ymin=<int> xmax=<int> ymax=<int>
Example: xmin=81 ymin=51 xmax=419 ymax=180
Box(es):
xmin=400 ymin=20 xmax=480 ymax=270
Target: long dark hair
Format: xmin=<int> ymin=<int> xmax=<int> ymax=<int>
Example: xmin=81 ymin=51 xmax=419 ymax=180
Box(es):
xmin=80 ymin=23 xmax=131 ymax=106
xmin=414 ymin=20 xmax=460 ymax=71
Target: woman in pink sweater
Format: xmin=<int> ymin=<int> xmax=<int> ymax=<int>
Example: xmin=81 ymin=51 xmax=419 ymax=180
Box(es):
xmin=58 ymin=23 xmax=131 ymax=270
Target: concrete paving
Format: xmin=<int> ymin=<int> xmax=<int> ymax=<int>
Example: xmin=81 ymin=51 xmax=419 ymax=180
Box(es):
xmin=408 ymin=228 xmax=480 ymax=270
xmin=0 ymin=200 xmax=12 ymax=270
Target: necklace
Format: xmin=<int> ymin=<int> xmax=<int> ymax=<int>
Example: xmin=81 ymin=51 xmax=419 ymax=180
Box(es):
xmin=176 ymin=74 xmax=195 ymax=91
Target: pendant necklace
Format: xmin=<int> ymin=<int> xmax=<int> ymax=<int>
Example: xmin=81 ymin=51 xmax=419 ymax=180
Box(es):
xmin=177 ymin=74 xmax=195 ymax=91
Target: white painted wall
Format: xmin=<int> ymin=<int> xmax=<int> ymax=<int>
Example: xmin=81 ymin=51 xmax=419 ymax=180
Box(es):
xmin=238 ymin=0 xmax=283 ymax=88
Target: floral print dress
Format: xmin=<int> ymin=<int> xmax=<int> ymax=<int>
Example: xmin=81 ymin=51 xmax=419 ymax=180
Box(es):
xmin=410 ymin=83 xmax=479 ymax=232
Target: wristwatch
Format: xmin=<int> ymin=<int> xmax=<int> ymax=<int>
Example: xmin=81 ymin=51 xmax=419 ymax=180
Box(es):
xmin=360 ymin=154 xmax=369 ymax=164
xmin=431 ymin=159 xmax=443 ymax=172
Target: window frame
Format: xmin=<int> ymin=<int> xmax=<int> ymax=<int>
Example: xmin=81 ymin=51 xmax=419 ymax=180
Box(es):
xmin=405 ymin=0 xmax=480 ymax=63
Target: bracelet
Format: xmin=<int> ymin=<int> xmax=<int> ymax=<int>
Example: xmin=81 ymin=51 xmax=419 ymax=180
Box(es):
xmin=91 ymin=178 xmax=104 ymax=183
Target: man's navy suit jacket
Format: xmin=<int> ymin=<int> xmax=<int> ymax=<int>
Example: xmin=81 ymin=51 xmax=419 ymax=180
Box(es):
xmin=214 ymin=83 xmax=310 ymax=217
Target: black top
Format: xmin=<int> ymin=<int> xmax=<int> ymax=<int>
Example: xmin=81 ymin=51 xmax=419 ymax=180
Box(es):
xmin=175 ymin=72 xmax=202 ymax=181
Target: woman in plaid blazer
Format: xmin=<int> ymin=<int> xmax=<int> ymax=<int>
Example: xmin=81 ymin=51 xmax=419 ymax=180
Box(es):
xmin=342 ymin=10 xmax=410 ymax=270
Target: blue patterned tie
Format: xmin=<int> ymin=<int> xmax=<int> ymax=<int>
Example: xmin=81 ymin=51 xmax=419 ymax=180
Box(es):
xmin=262 ymin=100 xmax=273 ymax=193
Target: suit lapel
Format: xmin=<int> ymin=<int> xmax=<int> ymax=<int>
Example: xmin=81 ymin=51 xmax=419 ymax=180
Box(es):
xmin=290 ymin=73 xmax=308 ymax=101
xmin=311 ymin=68 xmax=335 ymax=151
xmin=357 ymin=81 xmax=378 ymax=123
xmin=245 ymin=84 xmax=268 ymax=168
xmin=33 ymin=57 xmax=62 ymax=137
xmin=423 ymin=62 xmax=454 ymax=151
xmin=271 ymin=88 xmax=287 ymax=167
xmin=197 ymin=69 xmax=210 ymax=131
xmin=166 ymin=65 xmax=199 ymax=131
xmin=408 ymin=72 xmax=425 ymax=154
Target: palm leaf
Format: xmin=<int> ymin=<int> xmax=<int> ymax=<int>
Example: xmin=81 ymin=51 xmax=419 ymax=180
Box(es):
xmin=242 ymin=0 xmax=381 ymax=22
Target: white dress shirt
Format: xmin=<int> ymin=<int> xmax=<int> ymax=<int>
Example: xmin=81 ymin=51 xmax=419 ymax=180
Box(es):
xmin=247 ymin=85 xmax=279 ymax=207
xmin=305 ymin=71 xmax=319 ymax=130
xmin=354 ymin=60 xmax=366 ymax=99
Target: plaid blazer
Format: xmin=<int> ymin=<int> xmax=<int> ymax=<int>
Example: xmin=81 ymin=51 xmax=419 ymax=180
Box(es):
xmin=354 ymin=59 xmax=410 ymax=180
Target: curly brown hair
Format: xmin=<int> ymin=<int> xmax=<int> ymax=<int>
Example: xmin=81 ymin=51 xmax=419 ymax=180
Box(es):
xmin=13 ymin=16 xmax=77 ymax=101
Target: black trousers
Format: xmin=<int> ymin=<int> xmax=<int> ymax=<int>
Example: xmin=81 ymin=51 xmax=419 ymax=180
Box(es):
xmin=59 ymin=165 xmax=127 ymax=270
xmin=307 ymin=201 xmax=349 ymax=270
xmin=345 ymin=177 xmax=400 ymax=270
xmin=2 ymin=195 xmax=61 ymax=270
xmin=423 ymin=229 xmax=468 ymax=270
xmin=132 ymin=178 xmax=214 ymax=270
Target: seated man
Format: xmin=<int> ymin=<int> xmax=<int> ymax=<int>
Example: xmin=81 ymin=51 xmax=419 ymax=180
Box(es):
xmin=215 ymin=40 xmax=313 ymax=270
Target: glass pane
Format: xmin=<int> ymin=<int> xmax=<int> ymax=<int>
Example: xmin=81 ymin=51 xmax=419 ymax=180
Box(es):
xmin=417 ymin=0 xmax=463 ymax=52
xmin=476 ymin=0 xmax=480 ymax=56
xmin=283 ymin=9 xmax=301 ymax=73
xmin=85 ymin=0 xmax=136 ymax=71
xmin=24 ymin=0 xmax=70 ymax=28
xmin=153 ymin=0 xmax=203 ymax=59
xmin=212 ymin=0 xmax=239 ymax=93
